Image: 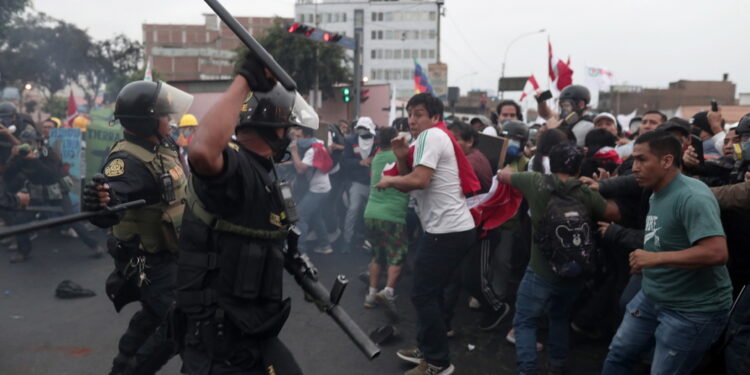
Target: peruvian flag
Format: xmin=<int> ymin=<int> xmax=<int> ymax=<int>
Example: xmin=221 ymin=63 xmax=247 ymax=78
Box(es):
xmin=548 ymin=38 xmax=574 ymax=92
xmin=64 ymin=90 xmax=77 ymax=127
xmin=519 ymin=75 xmax=540 ymax=102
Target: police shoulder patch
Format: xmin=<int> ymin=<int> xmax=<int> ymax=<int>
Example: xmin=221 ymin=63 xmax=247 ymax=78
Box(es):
xmin=104 ymin=158 xmax=125 ymax=177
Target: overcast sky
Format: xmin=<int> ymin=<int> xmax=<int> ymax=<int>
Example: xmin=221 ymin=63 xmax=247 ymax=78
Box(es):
xmin=32 ymin=0 xmax=750 ymax=99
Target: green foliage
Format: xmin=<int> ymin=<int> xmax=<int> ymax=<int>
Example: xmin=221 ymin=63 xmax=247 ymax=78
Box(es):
xmin=0 ymin=12 xmax=93 ymax=96
xmin=237 ymin=20 xmax=351 ymax=99
xmin=42 ymin=95 xmax=68 ymax=118
xmin=0 ymin=0 xmax=29 ymax=37
xmin=104 ymin=67 xmax=161 ymax=104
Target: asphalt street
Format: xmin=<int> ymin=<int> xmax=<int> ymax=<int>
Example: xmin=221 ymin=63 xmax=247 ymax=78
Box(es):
xmin=0 ymin=228 xmax=610 ymax=374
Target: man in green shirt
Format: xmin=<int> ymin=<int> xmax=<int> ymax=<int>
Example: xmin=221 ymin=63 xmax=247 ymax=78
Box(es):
xmin=363 ymin=127 xmax=409 ymax=319
xmin=603 ymin=130 xmax=732 ymax=375
xmin=497 ymin=142 xmax=619 ymax=374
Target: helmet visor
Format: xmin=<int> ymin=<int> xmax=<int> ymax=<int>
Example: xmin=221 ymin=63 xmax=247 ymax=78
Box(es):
xmin=290 ymin=91 xmax=319 ymax=130
xmin=154 ymin=82 xmax=194 ymax=126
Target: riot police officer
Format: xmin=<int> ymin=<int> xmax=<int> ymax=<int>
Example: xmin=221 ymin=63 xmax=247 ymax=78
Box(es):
xmin=556 ymin=85 xmax=594 ymax=146
xmin=174 ymin=53 xmax=317 ymax=375
xmin=83 ymin=80 xmax=193 ymax=375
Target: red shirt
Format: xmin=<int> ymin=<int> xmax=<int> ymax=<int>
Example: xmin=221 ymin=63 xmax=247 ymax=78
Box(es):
xmin=465 ymin=149 xmax=493 ymax=194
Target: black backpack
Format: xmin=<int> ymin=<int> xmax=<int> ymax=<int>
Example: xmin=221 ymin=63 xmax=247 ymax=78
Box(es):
xmin=534 ymin=175 xmax=598 ymax=278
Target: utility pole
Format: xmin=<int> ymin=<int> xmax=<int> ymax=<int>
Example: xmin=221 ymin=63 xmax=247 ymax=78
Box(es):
xmin=353 ymin=9 xmax=364 ymax=120
xmin=436 ymin=0 xmax=444 ymax=63
xmin=313 ymin=2 xmax=320 ymax=108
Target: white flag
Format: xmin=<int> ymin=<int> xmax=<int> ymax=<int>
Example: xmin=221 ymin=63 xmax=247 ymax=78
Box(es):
xmin=585 ymin=66 xmax=613 ymax=92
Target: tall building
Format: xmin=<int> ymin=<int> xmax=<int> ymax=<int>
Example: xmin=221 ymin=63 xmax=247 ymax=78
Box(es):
xmin=142 ymin=14 xmax=291 ymax=81
xmin=294 ymin=0 xmax=442 ymax=99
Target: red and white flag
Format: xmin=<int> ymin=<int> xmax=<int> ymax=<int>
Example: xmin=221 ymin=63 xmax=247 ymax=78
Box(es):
xmin=519 ymin=75 xmax=540 ymax=102
xmin=548 ymin=38 xmax=574 ymax=92
xmin=64 ymin=90 xmax=77 ymax=127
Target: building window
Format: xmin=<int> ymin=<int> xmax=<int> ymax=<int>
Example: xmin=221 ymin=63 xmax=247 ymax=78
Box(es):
xmin=378 ymin=30 xmax=383 ymax=39
xmin=420 ymin=30 xmax=428 ymax=39
xmin=429 ymin=11 xmax=437 ymax=21
xmin=394 ymin=49 xmax=402 ymax=59
xmin=371 ymin=30 xmax=377 ymax=39
xmin=378 ymin=12 xmax=384 ymax=21
xmin=403 ymin=69 xmax=412 ymax=79
xmin=404 ymin=49 xmax=411 ymax=59
xmin=307 ymin=14 xmax=313 ymax=23
xmin=429 ymin=29 xmax=436 ymax=39
xmin=412 ymin=49 xmax=418 ymax=58
xmin=429 ymin=49 xmax=435 ymax=58
xmin=371 ymin=12 xmax=377 ymax=21
xmin=385 ymin=49 xmax=393 ymax=59
xmin=421 ymin=49 xmax=427 ymax=59
xmin=376 ymin=49 xmax=383 ymax=59
xmin=371 ymin=49 xmax=377 ymax=59
xmin=393 ymin=70 xmax=401 ymax=80
xmin=334 ymin=13 xmax=340 ymax=22
xmin=342 ymin=13 xmax=347 ymax=22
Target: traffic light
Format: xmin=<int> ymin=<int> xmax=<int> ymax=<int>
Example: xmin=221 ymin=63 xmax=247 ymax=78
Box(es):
xmin=323 ymin=32 xmax=343 ymax=43
xmin=360 ymin=88 xmax=370 ymax=103
xmin=342 ymin=87 xmax=351 ymax=103
xmin=287 ymin=23 xmax=315 ymax=36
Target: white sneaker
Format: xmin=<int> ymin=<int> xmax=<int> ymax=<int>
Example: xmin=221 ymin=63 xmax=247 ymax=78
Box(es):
xmin=364 ymin=293 xmax=377 ymax=308
xmin=313 ymin=245 xmax=333 ymax=255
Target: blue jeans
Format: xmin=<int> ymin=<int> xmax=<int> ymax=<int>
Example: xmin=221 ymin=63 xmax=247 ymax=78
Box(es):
xmin=512 ymin=268 xmax=583 ymax=373
xmin=297 ymin=191 xmax=329 ymax=253
xmin=603 ymin=291 xmax=728 ymax=375
xmin=412 ymin=229 xmax=475 ymax=367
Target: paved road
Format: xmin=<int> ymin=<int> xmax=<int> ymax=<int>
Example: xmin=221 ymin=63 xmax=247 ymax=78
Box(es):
xmin=0 ymin=228 xmax=609 ymax=374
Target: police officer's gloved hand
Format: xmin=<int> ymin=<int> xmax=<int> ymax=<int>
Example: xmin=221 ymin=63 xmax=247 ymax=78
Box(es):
xmin=236 ymin=51 xmax=276 ymax=93
xmin=83 ymin=173 xmax=112 ymax=211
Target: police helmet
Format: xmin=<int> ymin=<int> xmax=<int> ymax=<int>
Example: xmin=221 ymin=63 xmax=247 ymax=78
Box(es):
xmin=237 ymin=82 xmax=318 ymax=130
xmin=501 ymin=120 xmax=530 ymax=143
xmin=113 ymin=81 xmax=193 ymax=137
xmin=736 ymin=113 xmax=750 ymax=136
xmin=559 ymin=85 xmax=591 ymax=106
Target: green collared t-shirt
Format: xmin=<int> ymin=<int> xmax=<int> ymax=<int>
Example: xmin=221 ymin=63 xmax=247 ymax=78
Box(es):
xmin=641 ymin=173 xmax=732 ymax=313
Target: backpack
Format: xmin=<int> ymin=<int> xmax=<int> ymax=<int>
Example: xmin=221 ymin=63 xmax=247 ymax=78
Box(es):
xmin=534 ymin=175 xmax=598 ymax=278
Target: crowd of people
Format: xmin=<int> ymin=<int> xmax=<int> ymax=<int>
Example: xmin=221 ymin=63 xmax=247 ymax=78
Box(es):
xmin=2 ymin=69 xmax=750 ymax=375
xmin=277 ymin=84 xmax=750 ymax=375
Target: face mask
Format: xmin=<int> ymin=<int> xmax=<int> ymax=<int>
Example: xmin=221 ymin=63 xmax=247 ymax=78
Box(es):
xmin=257 ymin=127 xmax=292 ymax=162
xmin=356 ymin=128 xmax=372 ymax=138
xmin=506 ymin=139 xmax=522 ymax=160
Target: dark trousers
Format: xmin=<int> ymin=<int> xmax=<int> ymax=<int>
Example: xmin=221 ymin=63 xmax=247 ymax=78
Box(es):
xmin=443 ymin=228 xmax=503 ymax=325
xmin=182 ymin=336 xmax=302 ymax=375
xmin=112 ymin=253 xmax=178 ymax=374
xmin=412 ymin=228 xmax=475 ymax=367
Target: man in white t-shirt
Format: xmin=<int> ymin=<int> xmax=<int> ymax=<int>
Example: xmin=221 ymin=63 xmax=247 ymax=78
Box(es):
xmin=376 ymin=93 xmax=475 ymax=375
xmin=290 ymin=127 xmax=334 ymax=254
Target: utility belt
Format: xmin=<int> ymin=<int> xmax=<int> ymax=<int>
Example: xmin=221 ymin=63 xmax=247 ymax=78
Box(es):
xmin=175 ymin=300 xmax=291 ymax=362
xmin=108 ymin=235 xmax=175 ymax=270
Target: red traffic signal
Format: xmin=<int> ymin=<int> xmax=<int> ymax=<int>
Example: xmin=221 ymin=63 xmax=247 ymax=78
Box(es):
xmin=360 ymin=89 xmax=370 ymax=103
xmin=323 ymin=32 xmax=331 ymax=42
xmin=288 ymin=23 xmax=301 ymax=33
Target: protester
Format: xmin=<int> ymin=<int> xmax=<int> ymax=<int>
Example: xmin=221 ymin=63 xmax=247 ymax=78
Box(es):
xmin=496 ymin=100 xmax=524 ymax=123
xmin=290 ymin=126 xmax=334 ymax=254
xmin=449 ymin=120 xmax=493 ymax=193
xmin=602 ymin=130 xmax=732 ymax=375
xmin=469 ymin=116 xmax=497 ymax=137
xmin=341 ymin=116 xmax=377 ymax=252
xmin=581 ymin=128 xmax=622 ymax=178
xmin=529 ymin=128 xmax=568 ymax=174
xmin=377 ymin=93 xmax=478 ymax=375
xmin=363 ymin=126 xmax=410 ymax=320
xmin=498 ymin=142 xmax=619 ymax=375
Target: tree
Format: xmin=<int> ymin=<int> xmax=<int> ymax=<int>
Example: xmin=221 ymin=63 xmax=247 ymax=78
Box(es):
xmin=104 ymin=67 xmax=162 ymax=104
xmin=0 ymin=12 xmax=92 ymax=99
xmin=78 ymin=34 xmax=142 ymax=107
xmin=42 ymin=95 xmax=68 ymax=118
xmin=0 ymin=0 xmax=29 ymax=37
xmin=239 ymin=20 xmax=351 ymax=99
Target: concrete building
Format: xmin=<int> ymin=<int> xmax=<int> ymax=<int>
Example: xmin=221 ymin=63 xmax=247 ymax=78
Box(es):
xmin=598 ymin=79 xmax=737 ymax=115
xmin=294 ymin=0 xmax=442 ymax=99
xmin=142 ymin=14 xmax=291 ymax=81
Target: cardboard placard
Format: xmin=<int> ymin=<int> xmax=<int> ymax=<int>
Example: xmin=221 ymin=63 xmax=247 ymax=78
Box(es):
xmin=475 ymin=133 xmax=509 ymax=171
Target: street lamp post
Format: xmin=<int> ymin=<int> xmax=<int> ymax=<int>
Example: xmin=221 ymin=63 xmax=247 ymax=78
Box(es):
xmin=499 ymin=29 xmax=545 ymax=99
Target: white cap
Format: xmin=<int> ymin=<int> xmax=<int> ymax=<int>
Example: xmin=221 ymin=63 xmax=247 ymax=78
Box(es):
xmin=593 ymin=112 xmax=617 ymax=125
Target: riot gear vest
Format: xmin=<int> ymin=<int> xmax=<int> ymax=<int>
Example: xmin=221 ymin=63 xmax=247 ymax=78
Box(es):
xmin=176 ymin=143 xmax=291 ymax=336
xmin=109 ymin=140 xmax=187 ymax=253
